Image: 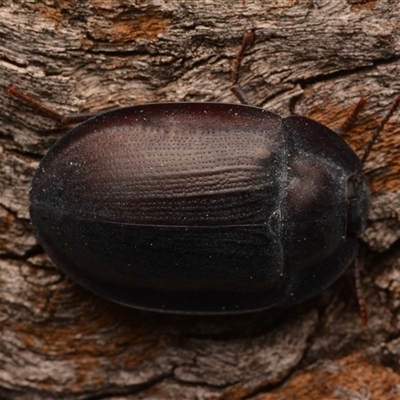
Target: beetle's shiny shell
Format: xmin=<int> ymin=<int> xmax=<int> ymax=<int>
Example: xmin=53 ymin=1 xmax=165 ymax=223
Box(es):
xmin=30 ymin=102 xmax=367 ymax=313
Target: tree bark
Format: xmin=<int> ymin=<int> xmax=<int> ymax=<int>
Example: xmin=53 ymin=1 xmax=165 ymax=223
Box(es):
xmin=1 ymin=1 xmax=400 ymax=399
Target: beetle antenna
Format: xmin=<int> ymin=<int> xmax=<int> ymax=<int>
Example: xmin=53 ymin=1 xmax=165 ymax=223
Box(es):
xmin=361 ymin=96 xmax=400 ymax=166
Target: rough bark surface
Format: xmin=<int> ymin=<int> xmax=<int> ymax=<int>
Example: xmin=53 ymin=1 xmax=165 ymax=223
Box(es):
xmin=1 ymin=1 xmax=400 ymax=399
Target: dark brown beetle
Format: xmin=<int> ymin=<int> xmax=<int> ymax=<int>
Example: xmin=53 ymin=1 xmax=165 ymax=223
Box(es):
xmin=7 ymin=30 xmax=400 ymax=316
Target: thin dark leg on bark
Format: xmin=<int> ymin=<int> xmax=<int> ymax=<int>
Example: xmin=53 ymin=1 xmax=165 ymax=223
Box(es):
xmin=6 ymin=85 xmax=102 ymax=125
xmin=360 ymin=95 xmax=400 ymax=166
xmin=230 ymin=29 xmax=255 ymax=105
xmin=354 ymin=258 xmax=368 ymax=326
xmin=336 ymin=98 xmax=368 ymax=136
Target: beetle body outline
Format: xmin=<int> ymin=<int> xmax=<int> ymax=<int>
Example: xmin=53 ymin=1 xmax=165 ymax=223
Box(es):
xmin=29 ymin=102 xmax=369 ymax=313
xmin=7 ymin=30 xmax=399 ymax=315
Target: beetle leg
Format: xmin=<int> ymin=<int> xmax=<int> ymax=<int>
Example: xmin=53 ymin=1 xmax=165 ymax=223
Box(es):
xmin=7 ymin=85 xmax=102 ymax=125
xmin=336 ymin=97 xmax=368 ymax=136
xmin=354 ymin=257 xmax=368 ymax=326
xmin=230 ymin=29 xmax=255 ymax=105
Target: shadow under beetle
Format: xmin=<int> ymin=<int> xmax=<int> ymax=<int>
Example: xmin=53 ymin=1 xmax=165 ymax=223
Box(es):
xmin=7 ymin=30 xmax=400 ymax=318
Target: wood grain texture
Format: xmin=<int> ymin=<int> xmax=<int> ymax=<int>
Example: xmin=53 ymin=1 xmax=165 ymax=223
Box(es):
xmin=1 ymin=0 xmax=400 ymax=399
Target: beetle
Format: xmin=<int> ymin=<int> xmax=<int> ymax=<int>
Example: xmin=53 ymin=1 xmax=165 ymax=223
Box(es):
xmin=7 ymin=30 xmax=400 ymax=315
